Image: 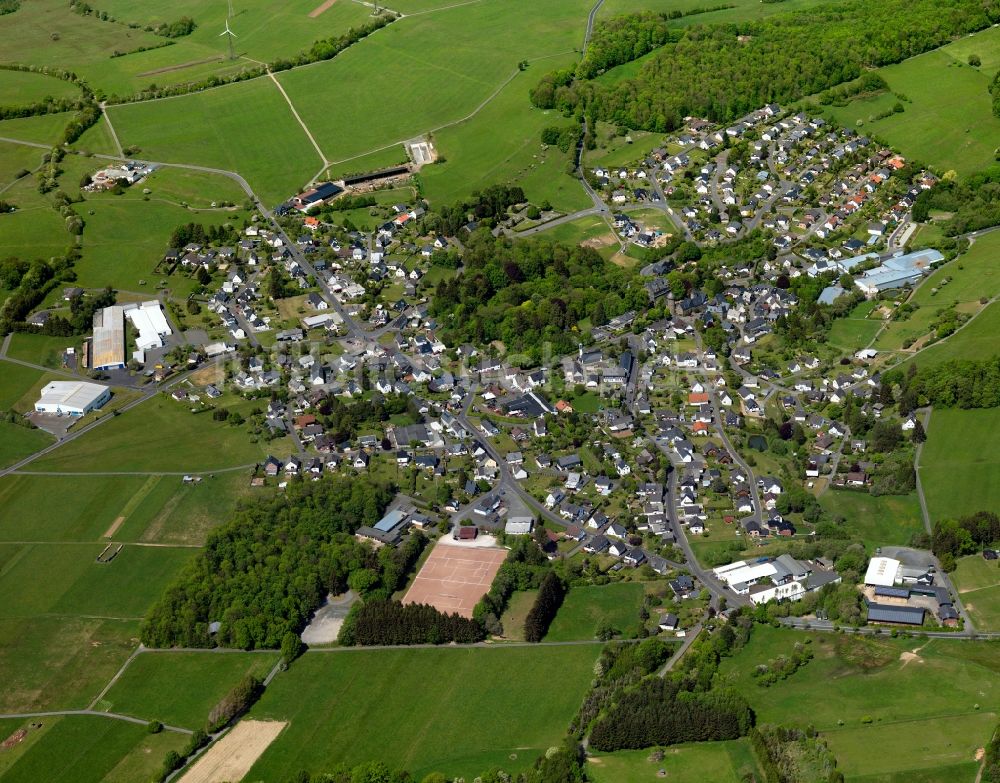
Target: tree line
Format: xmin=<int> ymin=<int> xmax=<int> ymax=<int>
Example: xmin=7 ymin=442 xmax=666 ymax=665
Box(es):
xmin=523 ymin=571 xmax=566 ymax=642
xmin=338 ymin=599 xmax=485 ymax=645
xmin=473 ymin=535 xmax=552 ymax=636
xmin=530 ymin=0 xmax=998 ymax=132
xmin=885 ymin=356 xmax=1000 ymax=409
xmin=140 ymin=476 xmax=396 ymax=649
xmin=931 ymin=511 xmax=1000 ymax=569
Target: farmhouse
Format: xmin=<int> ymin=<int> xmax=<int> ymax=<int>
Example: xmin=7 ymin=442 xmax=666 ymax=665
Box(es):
xmin=35 ymin=381 xmax=111 ymax=416
xmin=291 ymin=181 xmax=343 ymax=212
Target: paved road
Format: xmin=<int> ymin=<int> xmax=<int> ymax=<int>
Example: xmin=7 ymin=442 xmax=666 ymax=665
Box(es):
xmin=582 ymin=0 xmax=605 ymax=52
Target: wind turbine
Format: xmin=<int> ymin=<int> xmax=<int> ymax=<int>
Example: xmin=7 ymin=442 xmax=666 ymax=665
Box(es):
xmin=220 ymin=19 xmax=237 ymax=61
xmin=227 ymin=0 xmax=233 ymax=18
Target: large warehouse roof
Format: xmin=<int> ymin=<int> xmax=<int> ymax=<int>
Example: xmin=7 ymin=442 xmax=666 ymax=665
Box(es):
xmin=124 ymin=301 xmax=171 ymax=351
xmin=91 ymin=305 xmax=126 ymax=369
xmin=36 ymin=381 xmax=108 ymax=412
xmin=864 ymin=556 xmax=901 ymax=587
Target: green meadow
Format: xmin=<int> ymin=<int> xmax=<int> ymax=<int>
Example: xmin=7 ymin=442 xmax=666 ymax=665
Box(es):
xmin=0 ymin=471 xmax=252 ymax=545
xmin=0 ymin=142 xmax=46 ymax=187
xmin=74 ymin=195 xmax=247 ymax=295
xmin=100 ymin=651 xmax=280 ymax=729
xmin=31 ymin=394 xmax=284 ymax=472
xmin=0 ymin=715 xmax=188 ymax=783
xmin=0 ymin=112 xmax=73 ymax=145
xmin=0 ymin=542 xmax=194 ymax=619
xmin=587 ymin=740 xmax=761 ymax=783
xmin=108 ymin=77 xmax=321 ymax=205
xmin=718 ymin=626 xmax=1000 ymax=780
xmin=0 ymin=615 xmax=139 ymax=713
xmin=0 ymin=421 xmax=53 ymax=469
xmin=818 ymin=489 xmax=924 ymax=549
xmin=247 ymin=645 xmax=599 ymax=780
xmin=0 ymin=70 xmax=79 ymax=106
xmin=545 ymin=582 xmax=645 ymax=641
xmin=822 ymin=26 xmax=1000 ymax=177
xmin=903 ymin=297 xmax=1000 ymax=369
xmin=921 ymin=408 xmax=1000 ymax=523
xmin=952 ymin=555 xmax=1000 ymax=631
xmin=827 ymin=299 xmax=882 ymax=353
xmin=277 ymin=0 xmax=592 ymax=164
xmin=419 ymin=60 xmax=591 ymax=212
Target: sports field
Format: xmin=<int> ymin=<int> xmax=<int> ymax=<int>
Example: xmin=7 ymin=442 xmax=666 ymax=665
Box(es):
xmin=921 ymin=408 xmax=1000 ymax=522
xmin=246 ymin=645 xmax=599 ymax=780
xmin=545 ymin=582 xmax=645 ymax=641
xmin=952 ymin=555 xmax=1000 ymax=631
xmin=823 ymin=26 xmax=1000 ymax=177
xmin=0 ymin=715 xmax=188 ymax=783
xmin=100 ymin=651 xmax=280 ymax=729
xmin=718 ymin=625 xmax=1000 ymax=779
xmin=587 ymin=740 xmax=761 ymax=783
xmin=402 ymin=539 xmax=507 ymax=618
xmin=874 ymin=231 xmax=1000 ymax=351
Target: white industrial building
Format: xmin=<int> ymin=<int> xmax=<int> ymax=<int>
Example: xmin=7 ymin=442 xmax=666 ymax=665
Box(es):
xmin=864 ymin=556 xmax=901 ymax=587
xmin=124 ymin=301 xmax=171 ymax=353
xmin=35 ymin=381 xmax=111 ymax=416
xmin=714 ymin=555 xmax=841 ymax=605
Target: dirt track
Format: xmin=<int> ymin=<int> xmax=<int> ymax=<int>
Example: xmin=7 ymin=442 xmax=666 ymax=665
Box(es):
xmin=178 ymin=720 xmax=286 ymax=783
xmin=308 ymin=0 xmax=337 ymax=17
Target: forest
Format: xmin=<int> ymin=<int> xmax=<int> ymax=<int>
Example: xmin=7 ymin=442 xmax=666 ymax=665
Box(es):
xmin=931 ymin=511 xmax=1000 ymax=566
xmin=530 ymin=0 xmax=999 ymax=132
xmin=428 ymin=232 xmax=647 ymax=361
xmin=912 ymin=166 xmax=1000 ymax=235
xmin=140 ymin=476 xmax=396 ymax=649
xmin=887 ymin=357 xmax=1000 ymax=409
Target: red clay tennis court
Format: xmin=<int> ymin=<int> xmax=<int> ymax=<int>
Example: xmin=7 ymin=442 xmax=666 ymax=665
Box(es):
xmin=403 ymin=541 xmax=508 ymax=618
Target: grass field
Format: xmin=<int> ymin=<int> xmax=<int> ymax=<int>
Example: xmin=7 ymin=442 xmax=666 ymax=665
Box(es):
xmin=0 ymin=715 xmax=188 ymax=783
xmin=0 ymin=111 xmax=74 ymax=145
xmin=587 ymin=740 xmax=761 ymax=783
xmin=100 ymin=651 xmax=280 ymax=729
xmin=5 ymin=332 xmax=78 ymax=368
xmin=0 ymin=173 xmax=72 ymax=261
xmin=74 ymin=196 xmax=247 ymax=295
xmin=0 ymin=616 xmax=139 ymax=713
xmin=545 ymin=582 xmax=645 ymax=641
xmin=0 ymin=70 xmax=79 ymax=106
xmin=822 ymin=26 xmax=1000 ymax=177
xmin=597 ymin=0 xmax=829 ymax=26
xmin=921 ymin=408 xmax=1000 ymax=523
xmin=0 ymin=362 xmax=46 ymax=410
xmin=0 ymin=421 xmax=54 ymax=469
xmin=902 ymin=295 xmax=1000 ymax=370
xmin=953 ymin=555 xmax=1000 ymax=632
xmin=718 ymin=625 xmax=1000 ymax=778
xmin=31 ymin=395 xmax=283 ymax=472
xmin=419 ymin=59 xmax=592 ymax=213
xmin=109 ymin=77 xmax=321 ymax=205
xmin=818 ymin=489 xmax=924 ymax=549
xmin=247 ymin=645 xmax=599 ymax=780
xmin=0 ymin=142 xmax=46 ymax=188
xmin=874 ymin=232 xmax=1000 ymax=350
xmin=70 ymin=115 xmax=120 ymax=156
xmin=0 ymin=542 xmax=194 ymax=619
xmin=828 ymin=300 xmax=882 ymax=352
xmin=277 ymin=0 xmax=591 ymax=163
xmin=0 ymin=472 xmax=252 ymax=545
xmin=498 ymin=588 xmax=537 ymax=641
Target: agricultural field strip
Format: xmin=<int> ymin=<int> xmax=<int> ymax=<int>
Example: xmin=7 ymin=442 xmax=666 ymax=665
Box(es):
xmin=266 ymin=72 xmax=329 ymax=167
